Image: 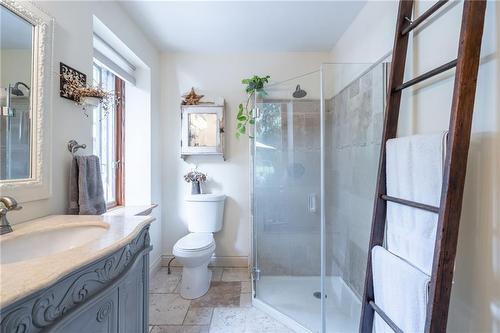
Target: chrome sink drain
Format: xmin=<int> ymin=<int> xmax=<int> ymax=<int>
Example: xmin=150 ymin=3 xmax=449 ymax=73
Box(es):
xmin=313 ymin=291 xmax=327 ymax=299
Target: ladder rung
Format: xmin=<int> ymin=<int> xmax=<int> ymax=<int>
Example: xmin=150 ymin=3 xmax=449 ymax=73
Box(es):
xmin=401 ymin=0 xmax=449 ymax=35
xmin=381 ymin=195 xmax=440 ymax=213
xmin=369 ymin=300 xmax=404 ymax=333
xmin=393 ymin=59 xmax=457 ymax=92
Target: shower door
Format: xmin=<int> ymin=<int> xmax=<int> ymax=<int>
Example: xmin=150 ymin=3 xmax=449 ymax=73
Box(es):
xmin=251 ymin=70 xmax=323 ymax=332
xmin=251 ymin=63 xmax=387 ymax=333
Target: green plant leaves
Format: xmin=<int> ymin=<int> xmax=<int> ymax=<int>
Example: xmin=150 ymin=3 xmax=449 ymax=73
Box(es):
xmin=236 ymin=75 xmax=270 ymax=139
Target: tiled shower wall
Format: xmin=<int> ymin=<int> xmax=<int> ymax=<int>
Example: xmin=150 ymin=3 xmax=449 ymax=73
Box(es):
xmin=325 ymin=64 xmax=385 ymax=298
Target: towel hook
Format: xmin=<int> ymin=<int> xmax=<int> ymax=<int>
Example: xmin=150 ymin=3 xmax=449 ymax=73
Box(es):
xmin=68 ymin=139 xmax=87 ymax=156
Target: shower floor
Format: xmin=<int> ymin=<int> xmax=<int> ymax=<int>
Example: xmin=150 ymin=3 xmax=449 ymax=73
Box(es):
xmin=255 ymin=275 xmax=361 ymax=333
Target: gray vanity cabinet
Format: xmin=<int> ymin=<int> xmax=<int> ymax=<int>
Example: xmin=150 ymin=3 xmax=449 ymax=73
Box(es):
xmin=51 ymin=290 xmax=119 ymax=333
xmin=0 ymin=226 xmax=151 ymax=333
xmin=118 ymin=257 xmax=147 ymax=333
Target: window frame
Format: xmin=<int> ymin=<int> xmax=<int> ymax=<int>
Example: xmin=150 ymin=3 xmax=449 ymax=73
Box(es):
xmin=92 ymin=62 xmax=125 ymax=208
xmin=114 ymin=76 xmax=125 ymax=207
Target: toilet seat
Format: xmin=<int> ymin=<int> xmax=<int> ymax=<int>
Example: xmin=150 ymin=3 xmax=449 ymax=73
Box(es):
xmin=174 ymin=232 xmax=215 ymax=252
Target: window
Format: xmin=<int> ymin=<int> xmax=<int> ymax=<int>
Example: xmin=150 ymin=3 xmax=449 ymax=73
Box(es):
xmin=92 ymin=62 xmax=125 ymax=207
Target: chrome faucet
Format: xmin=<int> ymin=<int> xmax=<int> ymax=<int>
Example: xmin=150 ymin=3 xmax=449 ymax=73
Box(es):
xmin=0 ymin=196 xmax=22 ymax=235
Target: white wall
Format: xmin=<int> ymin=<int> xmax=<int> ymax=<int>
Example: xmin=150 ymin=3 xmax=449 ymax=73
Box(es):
xmin=7 ymin=1 xmax=163 ymax=267
xmin=0 ymin=49 xmax=31 ymax=89
xmin=331 ymin=1 xmax=500 ymax=331
xmin=160 ymin=52 xmax=329 ymax=262
xmin=125 ymin=69 xmax=151 ymax=205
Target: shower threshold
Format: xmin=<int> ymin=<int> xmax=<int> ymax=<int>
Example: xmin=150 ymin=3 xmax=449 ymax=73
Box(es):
xmin=253 ymin=275 xmax=361 ymax=333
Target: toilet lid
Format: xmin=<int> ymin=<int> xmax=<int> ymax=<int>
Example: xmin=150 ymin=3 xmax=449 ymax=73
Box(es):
xmin=174 ymin=233 xmax=214 ymax=252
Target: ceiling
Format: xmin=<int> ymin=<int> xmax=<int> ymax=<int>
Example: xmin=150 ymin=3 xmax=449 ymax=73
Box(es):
xmin=119 ymin=1 xmax=366 ymax=52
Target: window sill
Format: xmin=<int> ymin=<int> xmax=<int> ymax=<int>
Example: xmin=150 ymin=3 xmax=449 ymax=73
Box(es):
xmin=102 ymin=204 xmax=158 ymax=217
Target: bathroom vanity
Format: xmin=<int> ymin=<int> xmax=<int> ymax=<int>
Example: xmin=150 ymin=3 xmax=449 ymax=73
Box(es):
xmin=0 ymin=214 xmax=154 ymax=333
xmin=0 ymin=3 xmax=155 ymax=331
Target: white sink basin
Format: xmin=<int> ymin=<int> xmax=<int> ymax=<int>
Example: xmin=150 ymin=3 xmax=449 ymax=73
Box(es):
xmin=0 ymin=224 xmax=108 ymax=265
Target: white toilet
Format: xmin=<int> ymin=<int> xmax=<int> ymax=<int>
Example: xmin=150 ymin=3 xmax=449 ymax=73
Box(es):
xmin=173 ymin=193 xmax=226 ymax=299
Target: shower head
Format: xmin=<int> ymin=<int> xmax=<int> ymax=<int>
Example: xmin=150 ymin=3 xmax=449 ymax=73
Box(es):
xmin=10 ymin=82 xmax=30 ymax=96
xmin=292 ymin=84 xmax=307 ymax=99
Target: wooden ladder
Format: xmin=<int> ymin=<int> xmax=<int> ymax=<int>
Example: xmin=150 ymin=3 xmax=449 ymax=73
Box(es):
xmin=359 ymin=1 xmax=487 ymax=332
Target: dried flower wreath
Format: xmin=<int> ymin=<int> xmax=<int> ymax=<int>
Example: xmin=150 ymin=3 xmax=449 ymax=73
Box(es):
xmin=61 ymin=74 xmax=116 ymax=113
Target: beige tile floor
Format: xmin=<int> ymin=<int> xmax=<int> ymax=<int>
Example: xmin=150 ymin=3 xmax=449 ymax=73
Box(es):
xmin=149 ymin=267 xmax=294 ymax=333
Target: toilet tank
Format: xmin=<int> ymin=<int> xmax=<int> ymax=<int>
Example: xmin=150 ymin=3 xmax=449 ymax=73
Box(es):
xmin=186 ymin=194 xmax=226 ymax=232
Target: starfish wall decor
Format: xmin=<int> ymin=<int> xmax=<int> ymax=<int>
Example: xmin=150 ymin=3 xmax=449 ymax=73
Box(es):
xmin=182 ymin=87 xmax=204 ymax=105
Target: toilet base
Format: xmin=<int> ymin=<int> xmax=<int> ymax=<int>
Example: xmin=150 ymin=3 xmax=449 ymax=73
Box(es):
xmin=180 ymin=266 xmax=213 ymax=299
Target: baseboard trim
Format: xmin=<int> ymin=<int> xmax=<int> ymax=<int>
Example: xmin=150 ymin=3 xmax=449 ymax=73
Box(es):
xmin=150 ymin=255 xmax=162 ymax=274
xmin=161 ymin=255 xmax=249 ymax=268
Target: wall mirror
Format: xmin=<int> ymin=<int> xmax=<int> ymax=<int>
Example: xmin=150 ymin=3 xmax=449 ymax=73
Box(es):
xmin=181 ymin=102 xmax=225 ymax=160
xmin=0 ymin=1 xmax=54 ymax=202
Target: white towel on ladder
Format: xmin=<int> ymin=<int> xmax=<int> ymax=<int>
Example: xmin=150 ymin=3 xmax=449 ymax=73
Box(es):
xmin=385 ymin=132 xmax=447 ymax=275
xmin=372 ymin=246 xmax=430 ymax=333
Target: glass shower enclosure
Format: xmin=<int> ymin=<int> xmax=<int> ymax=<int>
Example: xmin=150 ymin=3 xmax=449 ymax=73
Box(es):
xmin=251 ymin=63 xmax=387 ymax=333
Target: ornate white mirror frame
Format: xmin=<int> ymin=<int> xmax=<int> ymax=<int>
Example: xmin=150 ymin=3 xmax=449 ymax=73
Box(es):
xmin=0 ymin=0 xmax=54 ymax=202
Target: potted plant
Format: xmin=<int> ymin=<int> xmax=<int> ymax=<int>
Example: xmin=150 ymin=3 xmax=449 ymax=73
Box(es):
xmin=184 ymin=169 xmax=208 ymax=195
xmin=236 ymin=75 xmax=270 ymax=139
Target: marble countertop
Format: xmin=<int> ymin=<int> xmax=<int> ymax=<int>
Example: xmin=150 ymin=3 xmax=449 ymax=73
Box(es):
xmin=0 ymin=214 xmax=155 ymax=308
xmin=103 ymin=204 xmax=158 ymax=217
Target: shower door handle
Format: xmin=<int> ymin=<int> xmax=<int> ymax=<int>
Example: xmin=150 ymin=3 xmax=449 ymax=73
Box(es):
xmin=308 ymin=193 xmax=317 ymax=213
xmin=254 ymin=106 xmax=261 ymax=119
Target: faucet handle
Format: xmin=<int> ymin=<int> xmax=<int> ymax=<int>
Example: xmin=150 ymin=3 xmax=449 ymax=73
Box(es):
xmin=0 ymin=196 xmax=22 ymax=211
xmin=0 ymin=196 xmax=19 ymax=235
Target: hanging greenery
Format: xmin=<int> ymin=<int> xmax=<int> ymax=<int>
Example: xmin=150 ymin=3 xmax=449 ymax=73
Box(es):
xmin=236 ymin=75 xmax=270 ymax=139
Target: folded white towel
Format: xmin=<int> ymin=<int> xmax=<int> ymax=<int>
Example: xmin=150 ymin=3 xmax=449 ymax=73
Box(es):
xmin=372 ymin=246 xmax=430 ymax=333
xmin=386 ymin=132 xmax=447 ymax=275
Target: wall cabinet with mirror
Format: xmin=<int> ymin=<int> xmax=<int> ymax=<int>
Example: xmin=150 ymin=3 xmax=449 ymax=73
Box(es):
xmin=181 ymin=100 xmax=225 ymax=160
xmin=0 ymin=1 xmax=54 ymax=202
